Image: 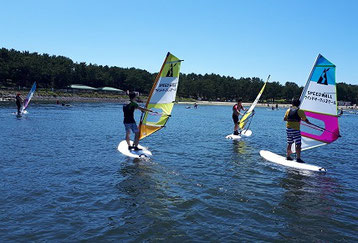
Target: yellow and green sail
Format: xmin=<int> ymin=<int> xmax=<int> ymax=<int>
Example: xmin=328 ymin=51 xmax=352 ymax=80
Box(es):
xmin=139 ymin=52 xmax=183 ymax=140
xmin=239 ymin=75 xmax=270 ymax=129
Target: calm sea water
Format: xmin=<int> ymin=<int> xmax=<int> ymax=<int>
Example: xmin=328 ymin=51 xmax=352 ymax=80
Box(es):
xmin=0 ymin=102 xmax=357 ymax=241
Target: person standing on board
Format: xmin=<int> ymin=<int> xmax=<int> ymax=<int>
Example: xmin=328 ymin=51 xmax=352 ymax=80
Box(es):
xmin=338 ymin=108 xmax=343 ymax=117
xmin=232 ymin=98 xmax=247 ymax=135
xmin=283 ymin=99 xmax=312 ymax=162
xmin=15 ymin=93 xmax=23 ymax=115
xmin=123 ymin=92 xmax=153 ymax=151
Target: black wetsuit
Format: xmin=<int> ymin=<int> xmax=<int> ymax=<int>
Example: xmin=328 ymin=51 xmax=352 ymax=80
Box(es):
xmin=16 ymin=96 xmax=22 ymax=114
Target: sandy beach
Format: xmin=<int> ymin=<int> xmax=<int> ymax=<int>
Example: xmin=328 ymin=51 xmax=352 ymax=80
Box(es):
xmin=0 ymin=90 xmax=128 ymax=103
xmin=1 ymin=90 xmax=355 ymax=110
xmin=179 ymin=101 xmax=357 ymax=110
xmin=178 ymin=100 xmax=291 ymax=108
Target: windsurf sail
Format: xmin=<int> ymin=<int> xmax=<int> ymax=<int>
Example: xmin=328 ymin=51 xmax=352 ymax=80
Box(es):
xmin=20 ymin=82 xmax=37 ymax=112
xmin=239 ymin=75 xmax=270 ymax=130
xmin=139 ymin=52 xmax=183 ymax=140
xmin=298 ymin=54 xmax=340 ymax=151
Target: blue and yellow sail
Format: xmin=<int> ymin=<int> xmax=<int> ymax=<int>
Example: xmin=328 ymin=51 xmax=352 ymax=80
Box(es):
xmin=139 ymin=52 xmax=183 ymax=140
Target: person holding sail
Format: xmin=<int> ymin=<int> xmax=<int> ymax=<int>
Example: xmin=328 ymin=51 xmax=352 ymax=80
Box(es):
xmin=15 ymin=93 xmax=23 ymax=115
xmin=232 ymin=98 xmax=247 ymax=135
xmin=123 ymin=92 xmax=154 ymax=151
xmin=284 ymin=99 xmax=312 ymax=162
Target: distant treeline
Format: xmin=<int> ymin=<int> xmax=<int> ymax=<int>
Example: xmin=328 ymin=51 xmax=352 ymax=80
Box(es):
xmin=0 ymin=48 xmax=357 ymax=103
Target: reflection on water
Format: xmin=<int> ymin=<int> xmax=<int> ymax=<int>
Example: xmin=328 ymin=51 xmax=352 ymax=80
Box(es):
xmin=114 ymin=160 xmax=190 ymax=241
xmin=115 ymin=161 xmax=156 ymax=239
xmin=232 ymin=140 xmax=249 ymax=154
xmin=277 ymin=171 xmax=343 ymax=241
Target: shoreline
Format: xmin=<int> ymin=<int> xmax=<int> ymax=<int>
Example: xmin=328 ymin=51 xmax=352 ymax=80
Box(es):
xmin=178 ymin=100 xmax=291 ymax=108
xmin=178 ymin=101 xmax=357 ymax=110
xmin=0 ymin=90 xmax=129 ymax=103
xmin=1 ymin=91 xmax=356 ymax=110
xmin=0 ymin=94 xmax=289 ymax=107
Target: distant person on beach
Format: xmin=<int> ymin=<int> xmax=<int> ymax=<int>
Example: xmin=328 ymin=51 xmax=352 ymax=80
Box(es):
xmin=123 ymin=92 xmax=153 ymax=150
xmin=284 ymin=99 xmax=312 ymax=163
xmin=15 ymin=93 xmax=23 ymax=115
xmin=232 ymin=98 xmax=247 ymax=135
xmin=276 ymin=104 xmax=278 ymax=109
xmin=194 ymin=102 xmax=198 ymax=109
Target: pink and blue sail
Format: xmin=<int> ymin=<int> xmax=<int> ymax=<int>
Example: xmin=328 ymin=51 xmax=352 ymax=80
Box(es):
xmin=21 ymin=82 xmax=37 ymax=112
xmin=299 ymin=54 xmax=340 ymax=151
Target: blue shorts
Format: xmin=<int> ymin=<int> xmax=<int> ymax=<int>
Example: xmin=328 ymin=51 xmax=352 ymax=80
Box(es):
xmin=124 ymin=123 xmax=139 ymax=133
xmin=286 ymin=128 xmax=301 ymax=145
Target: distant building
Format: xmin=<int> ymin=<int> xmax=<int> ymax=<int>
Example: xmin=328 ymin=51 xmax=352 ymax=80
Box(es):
xmin=67 ymin=84 xmax=97 ymax=91
xmin=67 ymin=84 xmax=125 ymax=94
xmin=97 ymin=87 xmax=125 ymax=94
xmin=125 ymin=90 xmax=140 ymax=97
xmin=338 ymin=101 xmax=351 ymax=106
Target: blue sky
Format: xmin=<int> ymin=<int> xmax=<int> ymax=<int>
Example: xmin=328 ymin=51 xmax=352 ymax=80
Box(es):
xmin=1 ymin=0 xmax=357 ymax=86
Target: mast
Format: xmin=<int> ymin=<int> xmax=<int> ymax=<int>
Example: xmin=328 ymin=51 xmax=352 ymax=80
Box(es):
xmin=239 ymin=75 xmax=270 ymax=130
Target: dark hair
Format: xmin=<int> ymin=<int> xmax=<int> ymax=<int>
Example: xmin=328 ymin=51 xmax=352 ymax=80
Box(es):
xmin=237 ymin=98 xmax=243 ymax=103
xmin=292 ymin=99 xmax=300 ymax=107
xmin=129 ymin=92 xmax=136 ymax=100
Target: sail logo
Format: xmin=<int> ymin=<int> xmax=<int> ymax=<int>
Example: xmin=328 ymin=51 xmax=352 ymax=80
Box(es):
xmin=304 ymin=89 xmax=336 ymax=105
xmin=317 ymin=68 xmax=330 ymax=85
xmin=155 ymin=80 xmax=177 ymax=93
xmin=166 ymin=63 xmax=177 ymax=77
xmin=307 ymin=91 xmax=332 ymax=99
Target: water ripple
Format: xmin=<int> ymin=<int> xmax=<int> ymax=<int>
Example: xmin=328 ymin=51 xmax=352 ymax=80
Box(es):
xmin=0 ymin=103 xmax=357 ymax=241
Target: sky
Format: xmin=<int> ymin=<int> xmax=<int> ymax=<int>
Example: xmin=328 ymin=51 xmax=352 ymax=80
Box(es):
xmin=1 ymin=0 xmax=357 ymax=86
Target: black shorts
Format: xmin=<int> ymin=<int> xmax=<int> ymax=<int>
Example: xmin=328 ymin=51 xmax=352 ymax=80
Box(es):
xmin=232 ymin=114 xmax=239 ymax=124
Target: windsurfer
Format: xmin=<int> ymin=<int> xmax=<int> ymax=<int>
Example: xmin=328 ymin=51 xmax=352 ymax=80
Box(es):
xmin=232 ymin=98 xmax=246 ymax=135
xmin=123 ymin=92 xmax=153 ymax=150
xmin=15 ymin=93 xmax=23 ymax=115
xmin=339 ymin=108 xmax=343 ymax=117
xmin=284 ymin=99 xmax=312 ymax=162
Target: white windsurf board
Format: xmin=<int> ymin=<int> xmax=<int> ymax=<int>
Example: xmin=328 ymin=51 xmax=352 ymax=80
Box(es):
xmin=117 ymin=140 xmax=152 ymax=159
xmin=226 ymin=129 xmax=252 ymax=140
xmin=13 ymin=110 xmax=27 ymax=116
xmin=259 ymin=150 xmax=326 ymax=172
